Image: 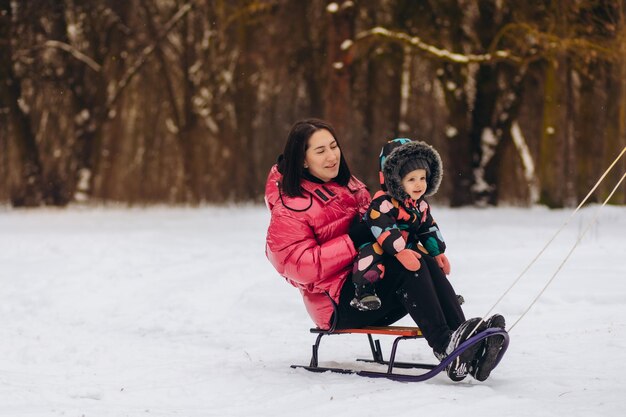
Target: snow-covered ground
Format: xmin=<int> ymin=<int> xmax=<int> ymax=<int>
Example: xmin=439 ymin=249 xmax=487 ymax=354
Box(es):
xmin=0 ymin=204 xmax=624 ymax=417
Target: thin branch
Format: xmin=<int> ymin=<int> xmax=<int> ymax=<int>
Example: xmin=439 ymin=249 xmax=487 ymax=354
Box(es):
xmin=13 ymin=40 xmax=102 ymax=72
xmin=489 ymin=22 xmax=617 ymax=61
xmin=106 ymin=2 xmax=194 ymax=110
xmin=139 ymin=0 xmax=182 ymax=128
xmin=224 ymin=1 xmax=278 ymax=28
xmin=349 ymin=27 xmax=522 ymax=64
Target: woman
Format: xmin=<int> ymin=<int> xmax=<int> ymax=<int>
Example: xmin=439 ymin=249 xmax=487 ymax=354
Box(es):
xmin=264 ymin=119 xmax=498 ymax=382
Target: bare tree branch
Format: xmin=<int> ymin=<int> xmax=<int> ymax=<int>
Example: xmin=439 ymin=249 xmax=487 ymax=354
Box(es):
xmin=43 ymin=40 xmax=102 ymax=72
xmin=105 ymin=2 xmax=194 ymax=110
xmin=348 ymin=27 xmax=522 ymax=64
xmin=12 ymin=40 xmax=102 ymax=72
xmin=490 ymin=22 xmax=617 ymax=61
xmin=224 ymin=1 xmax=277 ymax=28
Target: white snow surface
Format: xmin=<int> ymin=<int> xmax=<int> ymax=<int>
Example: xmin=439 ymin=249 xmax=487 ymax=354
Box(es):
xmin=1 ymin=204 xmax=625 ymax=417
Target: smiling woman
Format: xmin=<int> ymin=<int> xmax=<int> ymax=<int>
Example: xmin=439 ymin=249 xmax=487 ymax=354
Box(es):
xmin=274 ymin=119 xmax=353 ymax=198
xmin=304 ymin=129 xmax=341 ymax=183
xmin=264 ymin=118 xmax=370 ymax=330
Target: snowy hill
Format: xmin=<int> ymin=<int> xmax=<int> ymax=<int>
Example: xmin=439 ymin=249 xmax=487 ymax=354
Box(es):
xmin=1 ymin=205 xmax=624 ymax=417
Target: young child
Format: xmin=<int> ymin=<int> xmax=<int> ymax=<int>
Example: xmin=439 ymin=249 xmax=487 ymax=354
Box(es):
xmin=350 ymin=138 xmax=450 ymax=311
xmin=349 ymin=138 xmax=508 ymax=381
xmin=350 ymin=138 xmax=507 ymax=381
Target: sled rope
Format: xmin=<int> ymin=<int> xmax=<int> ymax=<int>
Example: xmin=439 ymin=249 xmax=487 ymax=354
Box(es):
xmin=509 ymin=170 xmax=626 ymax=331
xmin=471 ymin=145 xmax=626 ymax=335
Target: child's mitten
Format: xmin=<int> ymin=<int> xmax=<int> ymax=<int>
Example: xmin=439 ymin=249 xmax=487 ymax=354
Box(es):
xmin=435 ymin=253 xmax=451 ymax=275
xmin=395 ymin=249 xmax=422 ymax=271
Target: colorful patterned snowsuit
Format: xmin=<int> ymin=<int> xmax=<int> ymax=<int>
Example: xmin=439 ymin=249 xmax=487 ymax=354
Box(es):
xmin=352 ymin=192 xmax=446 ymax=286
xmin=352 ymin=138 xmax=446 ymax=288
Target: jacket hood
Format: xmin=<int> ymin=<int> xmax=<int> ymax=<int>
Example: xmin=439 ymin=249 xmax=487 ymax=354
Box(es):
xmin=379 ymin=138 xmax=443 ymax=201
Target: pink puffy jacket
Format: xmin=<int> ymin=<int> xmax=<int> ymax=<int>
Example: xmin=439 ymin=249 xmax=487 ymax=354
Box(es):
xmin=264 ymin=165 xmax=371 ymax=329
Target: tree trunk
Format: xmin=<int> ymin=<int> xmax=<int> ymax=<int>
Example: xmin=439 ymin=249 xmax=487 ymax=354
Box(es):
xmin=438 ymin=62 xmax=474 ymax=206
xmin=575 ymin=68 xmax=605 ymax=204
xmin=563 ymin=61 xmax=577 ymax=207
xmin=484 ymin=66 xmax=530 ymax=205
xmin=538 ymin=57 xmax=567 ymax=208
xmin=427 ymin=0 xmax=475 ymax=206
xmin=469 ymin=63 xmax=499 ymax=204
xmin=231 ymin=7 xmax=260 ymax=201
xmin=140 ymin=0 xmax=199 ymax=203
xmin=324 ymin=1 xmax=355 ymax=148
xmin=0 ymin=0 xmax=44 ymax=207
xmin=604 ymin=57 xmax=626 ymax=204
xmin=619 ymin=38 xmax=626 ymax=203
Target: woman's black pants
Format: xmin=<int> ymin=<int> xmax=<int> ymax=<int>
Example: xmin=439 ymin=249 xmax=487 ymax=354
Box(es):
xmin=333 ymin=254 xmax=465 ymax=353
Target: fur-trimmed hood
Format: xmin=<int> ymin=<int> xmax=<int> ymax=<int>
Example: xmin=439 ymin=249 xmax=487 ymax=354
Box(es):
xmin=378 ymin=138 xmax=443 ymax=201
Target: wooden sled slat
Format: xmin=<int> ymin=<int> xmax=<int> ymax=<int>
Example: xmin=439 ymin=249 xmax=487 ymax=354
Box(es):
xmin=312 ymin=325 xmax=423 ymax=337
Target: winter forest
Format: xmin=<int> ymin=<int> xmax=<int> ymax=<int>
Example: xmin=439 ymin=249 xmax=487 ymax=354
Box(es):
xmin=1 ymin=0 xmax=626 ymax=208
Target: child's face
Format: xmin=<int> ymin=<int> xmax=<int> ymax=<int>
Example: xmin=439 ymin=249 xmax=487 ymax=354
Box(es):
xmin=401 ymin=168 xmax=427 ymax=200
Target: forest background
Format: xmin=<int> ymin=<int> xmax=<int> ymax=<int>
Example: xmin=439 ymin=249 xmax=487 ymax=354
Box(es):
xmin=1 ymin=0 xmax=625 ymax=208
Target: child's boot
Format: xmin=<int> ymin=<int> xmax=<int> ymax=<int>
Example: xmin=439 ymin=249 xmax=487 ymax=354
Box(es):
xmin=434 ymin=317 xmax=487 ymax=382
xmin=350 ymin=283 xmax=382 ymax=311
xmin=469 ymin=314 xmax=506 ymax=381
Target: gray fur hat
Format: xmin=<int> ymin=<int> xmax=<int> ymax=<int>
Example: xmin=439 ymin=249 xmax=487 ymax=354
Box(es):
xmin=378 ymin=138 xmax=443 ymax=201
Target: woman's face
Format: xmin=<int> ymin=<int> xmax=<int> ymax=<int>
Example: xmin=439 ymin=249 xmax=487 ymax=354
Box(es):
xmin=304 ymin=129 xmax=341 ymax=182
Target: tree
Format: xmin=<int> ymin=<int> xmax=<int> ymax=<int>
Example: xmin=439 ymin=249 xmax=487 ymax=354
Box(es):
xmin=346 ymin=0 xmax=626 ymax=207
xmin=0 ymin=0 xmax=45 ymax=206
xmin=1 ymin=1 xmax=624 ymax=207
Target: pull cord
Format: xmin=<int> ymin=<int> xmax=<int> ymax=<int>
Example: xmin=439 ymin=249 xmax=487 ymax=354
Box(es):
xmin=508 ymin=170 xmax=626 ymax=331
xmin=470 ymin=145 xmax=626 ymax=335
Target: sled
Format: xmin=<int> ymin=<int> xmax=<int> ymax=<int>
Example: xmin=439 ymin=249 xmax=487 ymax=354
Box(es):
xmin=290 ymin=300 xmax=509 ymax=382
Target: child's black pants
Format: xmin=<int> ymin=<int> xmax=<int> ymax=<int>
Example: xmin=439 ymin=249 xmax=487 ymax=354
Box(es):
xmin=334 ymin=254 xmax=465 ymax=353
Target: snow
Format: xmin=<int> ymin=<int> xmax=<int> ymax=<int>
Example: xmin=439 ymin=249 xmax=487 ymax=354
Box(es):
xmin=1 ymin=204 xmax=625 ymax=417
xmin=326 ymin=3 xmax=339 ymax=13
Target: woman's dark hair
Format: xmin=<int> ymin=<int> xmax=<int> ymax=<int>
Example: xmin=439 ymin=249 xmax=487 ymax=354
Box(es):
xmin=278 ymin=118 xmax=352 ymax=197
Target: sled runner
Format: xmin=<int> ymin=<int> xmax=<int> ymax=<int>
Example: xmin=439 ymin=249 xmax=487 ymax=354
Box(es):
xmin=291 ymin=299 xmax=509 ymax=382
xmin=291 ymin=325 xmax=508 ymax=382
